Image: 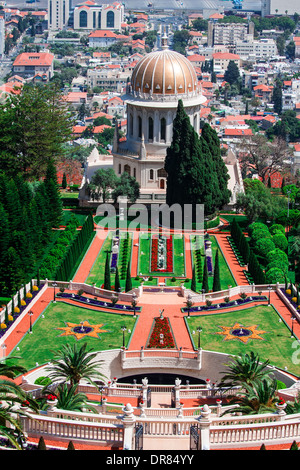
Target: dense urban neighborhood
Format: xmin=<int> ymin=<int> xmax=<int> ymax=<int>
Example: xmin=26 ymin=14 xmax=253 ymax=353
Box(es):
xmin=0 ymin=0 xmax=300 ymax=453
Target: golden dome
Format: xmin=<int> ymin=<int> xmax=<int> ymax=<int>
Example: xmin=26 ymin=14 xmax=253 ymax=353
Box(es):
xmin=130 ymin=48 xmax=201 ymax=98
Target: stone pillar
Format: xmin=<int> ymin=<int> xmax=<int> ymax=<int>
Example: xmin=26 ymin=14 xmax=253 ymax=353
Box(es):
xmin=174 ymin=377 xmax=181 ymax=407
xmin=121 ymin=403 xmax=136 ymax=451
xmin=198 ymin=404 xmax=212 ymax=450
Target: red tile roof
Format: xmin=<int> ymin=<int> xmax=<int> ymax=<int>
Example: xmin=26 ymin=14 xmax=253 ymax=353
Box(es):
xmin=224 ymin=128 xmax=253 ymax=136
xmin=13 ymin=52 xmax=54 ymax=67
xmin=88 ymin=30 xmax=117 ymax=38
xmin=213 ymin=52 xmax=240 ymax=60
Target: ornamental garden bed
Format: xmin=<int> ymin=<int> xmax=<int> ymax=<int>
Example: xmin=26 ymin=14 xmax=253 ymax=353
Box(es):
xmin=147 ymin=316 xmax=176 ymax=349
xmin=181 ymin=295 xmax=268 ymax=313
xmin=56 ymin=292 xmax=142 ymax=313
xmin=0 ymin=283 xmax=44 ymax=339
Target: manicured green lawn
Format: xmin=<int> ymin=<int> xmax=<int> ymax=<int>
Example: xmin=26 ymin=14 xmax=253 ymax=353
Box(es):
xmin=186 ymin=305 xmax=299 ymax=377
xmin=7 ymin=302 xmax=137 ymax=371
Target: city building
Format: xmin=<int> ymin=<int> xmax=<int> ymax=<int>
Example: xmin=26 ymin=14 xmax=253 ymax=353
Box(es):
xmin=12 ymin=52 xmax=54 ymax=80
xmin=212 ymin=52 xmax=241 ymax=73
xmin=235 ymin=38 xmax=278 ymax=60
xmin=73 ymin=1 xmax=124 ymax=32
xmin=207 ymin=20 xmax=254 ymax=48
xmin=48 ymin=0 xmax=71 ymax=31
xmin=0 ymin=17 xmax=4 ymax=57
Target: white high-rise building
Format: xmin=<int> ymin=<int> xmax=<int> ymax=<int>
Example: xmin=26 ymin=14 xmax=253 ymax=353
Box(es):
xmin=0 ymin=17 xmax=5 ymax=56
xmin=48 ymin=0 xmax=71 ymax=31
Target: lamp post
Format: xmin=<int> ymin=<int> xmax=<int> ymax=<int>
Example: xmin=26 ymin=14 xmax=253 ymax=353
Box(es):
xmin=197 ymin=327 xmax=202 ymax=350
xmin=28 ymin=310 xmax=33 ymax=333
xmin=53 ymin=282 xmax=57 ymax=303
xmin=99 ymin=386 xmax=104 ymax=405
xmin=121 ymin=325 xmax=127 ymax=349
xmin=291 ymin=317 xmax=296 ymax=338
xmin=185 ymin=294 xmax=193 ymax=317
xmin=268 ymin=285 xmax=272 ymax=306
xmin=131 ymin=292 xmax=137 ymax=317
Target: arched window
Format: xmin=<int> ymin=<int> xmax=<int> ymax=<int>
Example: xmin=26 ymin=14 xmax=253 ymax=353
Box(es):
xmin=118 ymin=164 xmax=121 ymax=174
xmin=107 ymin=10 xmax=114 ymax=28
xmin=160 ymin=117 xmax=166 ymax=141
xmin=133 ymin=168 xmax=136 ymax=178
xmin=124 ymin=164 xmax=131 ymax=176
xmin=79 ymin=10 xmax=88 ymax=28
xmin=148 ymin=116 xmax=153 ymax=140
xmin=138 ymin=116 xmax=142 ymax=139
xmin=149 ymin=169 xmax=154 ymax=180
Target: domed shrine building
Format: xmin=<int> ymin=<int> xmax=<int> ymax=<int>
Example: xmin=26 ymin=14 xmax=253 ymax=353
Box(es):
xmin=112 ymin=36 xmax=244 ymax=205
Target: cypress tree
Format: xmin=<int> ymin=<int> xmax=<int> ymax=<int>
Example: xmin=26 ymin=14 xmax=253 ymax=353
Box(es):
xmin=62 ymin=172 xmax=67 ymax=189
xmin=37 ymin=436 xmax=47 ymax=450
xmin=201 ymin=123 xmax=231 ymax=208
xmin=114 ymin=266 xmax=121 ymax=292
xmin=212 ymin=249 xmax=221 ymax=292
xmin=191 ymin=265 xmax=197 ymax=292
xmin=67 ymin=441 xmax=75 ymax=450
xmin=104 ymin=252 xmax=111 ymax=290
xmin=125 ymin=261 xmax=132 ymax=292
xmin=202 ymin=256 xmax=209 ymax=293
xmin=164 ymin=100 xmax=221 ymax=216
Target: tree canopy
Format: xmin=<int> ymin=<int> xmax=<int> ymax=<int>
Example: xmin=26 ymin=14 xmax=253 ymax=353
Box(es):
xmin=0 ymin=83 xmax=73 ymax=179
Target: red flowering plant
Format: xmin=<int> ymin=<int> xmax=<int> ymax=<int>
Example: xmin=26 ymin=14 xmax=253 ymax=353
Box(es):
xmin=147 ymin=317 xmax=176 ymax=349
xmin=47 ymin=394 xmax=57 ymax=401
xmin=277 ymin=397 xmax=285 ymax=406
xmin=21 ymin=400 xmax=30 ymax=407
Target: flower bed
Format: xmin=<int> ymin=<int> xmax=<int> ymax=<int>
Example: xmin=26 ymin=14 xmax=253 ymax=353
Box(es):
xmin=57 ymin=292 xmax=142 ymax=313
xmin=147 ymin=317 xmax=176 ymax=349
xmin=0 ymin=283 xmax=44 ymax=339
xmin=150 ymin=235 xmax=173 ymax=273
xmin=181 ymin=295 xmax=268 ymax=313
xmin=280 ymin=288 xmax=300 ymax=312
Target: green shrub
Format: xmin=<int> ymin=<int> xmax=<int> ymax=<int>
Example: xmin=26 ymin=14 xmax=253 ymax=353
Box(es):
xmin=269 ymin=223 xmax=285 ymax=235
xmin=272 ymin=233 xmax=288 ymax=251
xmin=248 ymin=222 xmax=269 ymax=236
xmin=251 ymin=229 xmax=272 ymax=244
xmin=254 ymin=238 xmax=275 ymax=258
xmin=266 ymin=248 xmax=288 ymax=266
xmin=34 ymin=376 xmax=52 ymax=387
xmin=265 ymin=267 xmax=285 ymax=284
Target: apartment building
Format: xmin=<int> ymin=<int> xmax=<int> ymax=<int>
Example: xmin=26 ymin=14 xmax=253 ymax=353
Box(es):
xmin=48 ymin=0 xmax=71 ymax=31
xmin=235 ymin=38 xmax=277 ymax=60
xmin=87 ymin=66 xmax=130 ymax=92
xmin=207 ymin=20 xmax=254 ymax=47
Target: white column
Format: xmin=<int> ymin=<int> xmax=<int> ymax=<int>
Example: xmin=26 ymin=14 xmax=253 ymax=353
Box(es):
xmin=121 ymin=403 xmax=136 ymax=450
xmin=198 ymin=404 xmax=212 ymax=450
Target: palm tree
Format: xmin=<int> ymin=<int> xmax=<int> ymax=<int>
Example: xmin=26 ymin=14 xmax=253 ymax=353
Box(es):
xmin=222 ymin=378 xmax=279 ymax=415
xmin=49 ymin=383 xmax=98 ymax=413
xmin=217 ymin=351 xmax=273 ymax=389
xmin=0 ymin=358 xmax=27 ymax=379
xmin=46 ymin=342 xmax=106 ymax=390
xmin=0 ymin=378 xmax=39 ymax=449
